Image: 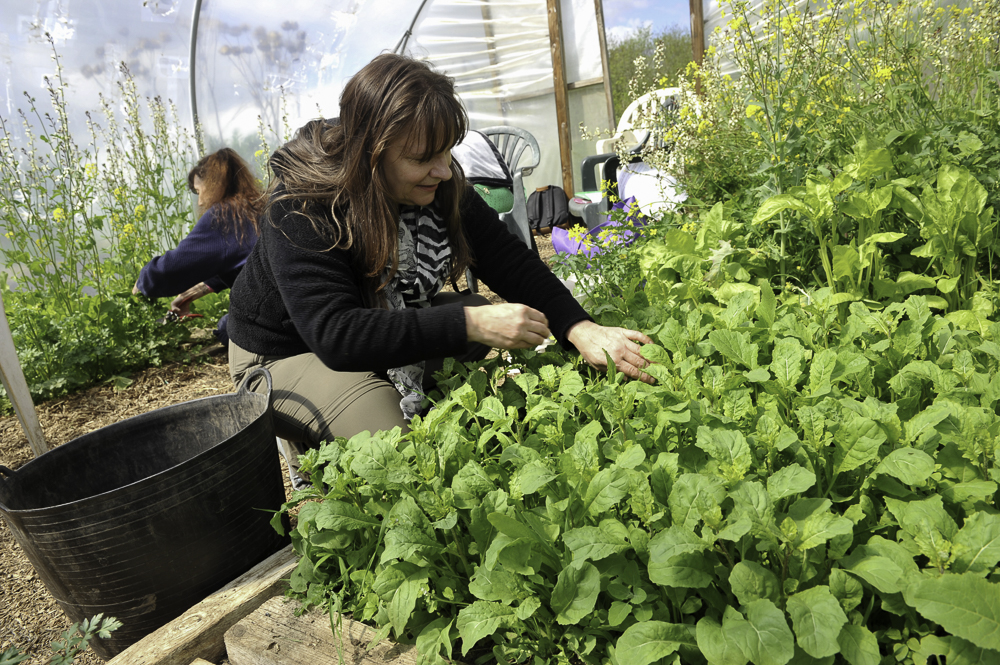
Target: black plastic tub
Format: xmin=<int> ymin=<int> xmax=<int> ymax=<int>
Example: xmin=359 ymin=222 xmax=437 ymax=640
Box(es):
xmin=0 ymin=367 xmax=289 ymax=659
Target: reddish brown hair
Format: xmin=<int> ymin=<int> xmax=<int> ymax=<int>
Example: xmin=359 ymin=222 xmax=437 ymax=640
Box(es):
xmin=188 ymin=148 xmax=263 ymax=246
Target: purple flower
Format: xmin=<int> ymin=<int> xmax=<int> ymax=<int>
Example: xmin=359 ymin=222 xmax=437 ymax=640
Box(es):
xmin=551 ymin=197 xmax=650 ymax=258
xmin=608 ymin=196 xmax=649 ymax=227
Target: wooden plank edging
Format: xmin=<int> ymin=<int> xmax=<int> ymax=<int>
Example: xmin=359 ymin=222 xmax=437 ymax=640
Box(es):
xmin=107 ymin=544 xmax=297 ymax=665
xmin=226 ymin=596 xmax=420 ymax=665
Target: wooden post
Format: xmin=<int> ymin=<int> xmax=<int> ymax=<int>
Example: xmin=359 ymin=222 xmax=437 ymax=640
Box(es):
xmin=0 ymin=293 xmax=47 ymax=457
xmin=594 ymin=0 xmax=616 ymax=125
xmin=546 ymin=0 xmax=575 ymax=195
xmin=690 ymin=0 xmax=706 ymax=66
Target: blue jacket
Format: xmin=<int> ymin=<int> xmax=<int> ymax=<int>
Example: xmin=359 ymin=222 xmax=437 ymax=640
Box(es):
xmin=136 ymin=206 xmax=257 ymax=297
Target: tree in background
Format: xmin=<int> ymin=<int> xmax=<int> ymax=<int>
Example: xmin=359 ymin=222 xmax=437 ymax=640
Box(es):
xmin=608 ymin=25 xmax=692 ymax=124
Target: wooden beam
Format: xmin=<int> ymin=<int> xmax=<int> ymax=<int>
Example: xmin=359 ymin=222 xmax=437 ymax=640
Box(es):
xmin=690 ymin=0 xmax=706 ymax=66
xmin=107 ymin=545 xmax=297 ymax=665
xmin=568 ymin=77 xmax=604 ymax=90
xmin=497 ymin=78 xmax=603 ymax=105
xmin=226 ymin=596 xmax=422 ymax=665
xmin=0 ymin=293 xmax=47 ymax=457
xmin=594 ymin=0 xmax=616 ymax=124
xmin=479 ymin=0 xmax=507 ymax=122
xmin=546 ymin=0 xmax=575 ymax=194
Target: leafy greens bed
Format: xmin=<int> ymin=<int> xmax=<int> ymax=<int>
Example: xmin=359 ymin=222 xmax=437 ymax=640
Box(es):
xmin=272 ymin=0 xmax=1000 ymax=658
xmin=276 ymin=268 xmax=1000 ymax=665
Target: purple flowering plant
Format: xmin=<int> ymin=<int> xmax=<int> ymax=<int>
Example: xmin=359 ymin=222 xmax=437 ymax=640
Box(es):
xmin=551 ymin=196 xmax=651 ymax=259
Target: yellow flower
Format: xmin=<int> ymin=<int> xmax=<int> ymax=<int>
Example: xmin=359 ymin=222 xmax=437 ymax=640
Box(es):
xmin=134 ymin=204 xmax=146 ymax=219
xmin=84 ymin=164 xmax=99 ymax=179
xmin=52 ymin=207 xmax=66 ymax=223
xmin=123 ymin=223 xmax=135 ymax=235
xmin=746 ymin=104 xmax=762 ymax=118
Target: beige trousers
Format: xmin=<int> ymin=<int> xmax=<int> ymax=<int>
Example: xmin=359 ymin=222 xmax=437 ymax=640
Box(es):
xmin=229 ymin=292 xmax=490 ymax=478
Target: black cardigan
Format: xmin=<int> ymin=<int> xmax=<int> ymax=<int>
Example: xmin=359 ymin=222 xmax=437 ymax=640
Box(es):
xmin=227 ymin=186 xmax=591 ymax=373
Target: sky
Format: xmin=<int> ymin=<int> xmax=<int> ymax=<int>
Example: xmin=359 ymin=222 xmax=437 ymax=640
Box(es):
xmin=603 ymin=0 xmax=690 ymax=41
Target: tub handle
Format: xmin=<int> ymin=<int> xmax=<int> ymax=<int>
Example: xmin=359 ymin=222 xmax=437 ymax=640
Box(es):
xmin=0 ymin=465 xmax=14 ymax=513
xmin=236 ymin=366 xmax=273 ymax=405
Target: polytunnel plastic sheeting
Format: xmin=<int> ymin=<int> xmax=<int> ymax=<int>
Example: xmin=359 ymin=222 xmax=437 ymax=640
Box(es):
xmin=196 ymin=0 xmax=612 ymax=191
xmin=194 ymin=0 xmax=419 ymax=157
xmin=409 ymin=0 xmax=610 ymax=192
xmin=562 ymin=0 xmax=604 ymax=84
xmin=0 ymin=0 xmax=196 ymax=143
xmin=407 ymin=0 xmax=557 ymax=190
xmin=1 ymin=0 xmax=612 ymax=193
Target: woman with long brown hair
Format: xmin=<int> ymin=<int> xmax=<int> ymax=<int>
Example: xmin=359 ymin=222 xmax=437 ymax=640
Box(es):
xmin=227 ymin=53 xmax=652 ymax=452
xmin=133 ymin=147 xmax=262 ymax=345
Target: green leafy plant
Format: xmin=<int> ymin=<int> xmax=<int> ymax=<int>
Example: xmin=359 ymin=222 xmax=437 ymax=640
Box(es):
xmin=752 ymin=136 xmax=903 ymax=296
xmin=268 ymin=2 xmax=1000 ymax=662
xmin=753 ymin=139 xmax=998 ymax=312
xmin=0 ymin=36 xmax=204 ymax=406
xmin=275 ymin=263 xmax=1000 ymax=664
xmin=904 ymin=164 xmax=998 ymax=309
xmin=1 ymin=614 xmax=121 ymax=665
xmin=664 ymin=0 xmax=1000 ymax=289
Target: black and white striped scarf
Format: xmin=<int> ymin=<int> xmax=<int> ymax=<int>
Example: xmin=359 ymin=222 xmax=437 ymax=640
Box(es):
xmin=383 ymin=204 xmax=452 ymax=419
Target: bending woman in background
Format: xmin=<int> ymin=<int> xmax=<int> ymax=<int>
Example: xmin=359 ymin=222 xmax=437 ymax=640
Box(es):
xmin=133 ymin=148 xmax=262 ymax=347
xmin=227 ymin=53 xmax=652 ymax=451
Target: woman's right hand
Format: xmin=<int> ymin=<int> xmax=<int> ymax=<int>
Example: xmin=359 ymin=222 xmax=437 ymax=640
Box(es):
xmin=465 ymin=304 xmax=550 ymax=349
xmin=169 ymin=282 xmax=213 ymax=315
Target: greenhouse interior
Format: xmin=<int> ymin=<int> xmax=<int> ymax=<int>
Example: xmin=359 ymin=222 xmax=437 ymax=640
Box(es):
xmin=1 ymin=0 xmax=624 ymax=192
xmin=2 ymin=0 xmax=1000 ymax=663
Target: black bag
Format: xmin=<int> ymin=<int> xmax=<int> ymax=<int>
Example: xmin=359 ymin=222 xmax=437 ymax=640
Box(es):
xmin=527 ymin=185 xmax=570 ymax=233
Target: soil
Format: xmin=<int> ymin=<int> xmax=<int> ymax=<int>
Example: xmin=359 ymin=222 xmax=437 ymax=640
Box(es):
xmin=0 ymin=234 xmax=561 ymax=664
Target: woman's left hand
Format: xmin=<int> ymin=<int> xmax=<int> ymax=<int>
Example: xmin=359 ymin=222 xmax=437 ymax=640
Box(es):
xmin=567 ymin=320 xmax=655 ymax=384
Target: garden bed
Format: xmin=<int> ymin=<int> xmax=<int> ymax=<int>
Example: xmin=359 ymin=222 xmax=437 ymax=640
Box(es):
xmin=0 ymin=241 xmax=539 ymax=663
